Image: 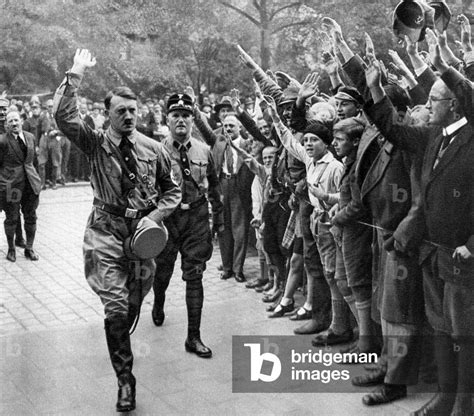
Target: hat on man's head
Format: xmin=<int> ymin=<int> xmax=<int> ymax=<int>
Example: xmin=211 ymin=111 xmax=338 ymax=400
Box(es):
xmin=166 ymin=93 xmax=194 ymax=114
xmin=279 ymin=83 xmax=300 ymax=106
xmin=303 ymin=122 xmax=333 ymax=146
xmin=334 ymin=86 xmax=363 ymax=106
xmin=0 ymin=97 xmax=9 ymax=107
xmin=214 ymin=96 xmax=233 ymax=114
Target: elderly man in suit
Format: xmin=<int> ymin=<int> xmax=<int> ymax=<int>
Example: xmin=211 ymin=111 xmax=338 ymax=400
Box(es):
xmin=213 ymin=114 xmax=254 ymax=282
xmin=0 ymin=110 xmax=42 ymax=262
xmin=364 ymin=30 xmax=474 ymax=415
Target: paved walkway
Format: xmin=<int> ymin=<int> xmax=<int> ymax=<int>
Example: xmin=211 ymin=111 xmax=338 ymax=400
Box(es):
xmin=1 ymin=185 xmax=433 ymax=415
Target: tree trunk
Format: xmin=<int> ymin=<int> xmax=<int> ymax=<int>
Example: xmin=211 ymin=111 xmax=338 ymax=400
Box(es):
xmin=259 ymin=0 xmax=271 ymax=70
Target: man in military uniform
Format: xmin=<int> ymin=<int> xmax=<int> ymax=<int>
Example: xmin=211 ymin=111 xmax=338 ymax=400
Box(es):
xmin=151 ymin=93 xmax=223 ymax=358
xmin=53 ymin=49 xmax=181 ymax=412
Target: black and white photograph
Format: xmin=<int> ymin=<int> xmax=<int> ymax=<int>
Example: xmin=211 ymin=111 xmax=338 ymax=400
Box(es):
xmin=1 ymin=0 xmax=473 ymax=414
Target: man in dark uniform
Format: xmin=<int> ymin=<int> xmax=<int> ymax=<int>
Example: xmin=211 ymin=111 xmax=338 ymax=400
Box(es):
xmin=151 ymin=93 xmax=224 ymax=358
xmin=54 ymin=49 xmax=181 ymax=412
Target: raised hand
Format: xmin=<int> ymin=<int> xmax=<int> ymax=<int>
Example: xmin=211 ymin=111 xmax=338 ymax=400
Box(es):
xmin=405 ymin=35 xmax=419 ymax=57
xmin=263 ymin=95 xmax=279 ymax=121
xmin=321 ymin=17 xmax=343 ymax=44
xmin=184 ymin=86 xmax=196 ymax=103
xmin=253 ymin=79 xmax=263 ymax=100
xmin=425 ymin=28 xmax=448 ymax=72
xmin=365 ymin=58 xmax=382 ymax=90
xmin=236 ymin=44 xmax=259 ymax=70
xmin=364 ymin=32 xmax=375 ymax=60
xmin=71 ymin=49 xmax=96 ymax=74
xmin=230 ymin=88 xmax=242 ymax=114
xmin=321 ymin=51 xmax=339 ymax=76
xmin=298 ymin=72 xmax=319 ymax=100
xmin=457 ymin=14 xmax=473 ymax=52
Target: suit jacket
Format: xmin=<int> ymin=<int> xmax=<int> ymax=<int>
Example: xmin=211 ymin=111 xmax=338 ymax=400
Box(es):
xmin=0 ymin=131 xmax=42 ymax=195
xmin=366 ymin=95 xmax=474 ymax=286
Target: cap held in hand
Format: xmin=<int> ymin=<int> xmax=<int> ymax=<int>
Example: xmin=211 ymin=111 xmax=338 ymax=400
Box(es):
xmin=123 ymin=217 xmax=168 ymax=260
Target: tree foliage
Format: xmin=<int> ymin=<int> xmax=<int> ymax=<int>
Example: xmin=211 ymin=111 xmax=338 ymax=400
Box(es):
xmin=0 ymin=0 xmax=469 ymax=100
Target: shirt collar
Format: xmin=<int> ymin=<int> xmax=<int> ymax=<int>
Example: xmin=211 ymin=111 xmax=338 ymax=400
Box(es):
xmin=313 ymin=151 xmax=334 ymax=165
xmin=173 ymin=139 xmax=191 ymax=152
xmin=107 ymin=127 xmax=137 ymax=146
xmin=443 ymin=117 xmax=467 ymax=137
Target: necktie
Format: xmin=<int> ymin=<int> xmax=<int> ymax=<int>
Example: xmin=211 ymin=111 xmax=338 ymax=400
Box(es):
xmin=16 ymin=135 xmax=27 ymax=157
xmin=119 ymin=136 xmax=137 ymax=176
xmin=441 ymin=133 xmax=453 ymax=151
xmin=225 ymin=142 xmax=234 ymax=174
xmin=179 ymin=146 xmax=191 ymax=179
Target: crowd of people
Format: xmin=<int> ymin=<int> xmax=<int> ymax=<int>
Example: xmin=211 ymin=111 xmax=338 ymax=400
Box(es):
xmin=1 ymin=3 xmax=473 ymax=414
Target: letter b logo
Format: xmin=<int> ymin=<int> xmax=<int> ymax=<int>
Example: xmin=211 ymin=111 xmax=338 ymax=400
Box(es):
xmin=244 ymin=343 xmax=281 ymax=382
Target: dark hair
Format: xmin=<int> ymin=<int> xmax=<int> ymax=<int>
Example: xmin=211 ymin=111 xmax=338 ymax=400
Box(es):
xmin=333 ymin=117 xmax=365 ymax=142
xmin=104 ymin=86 xmax=137 ymax=110
xmin=384 ymin=84 xmax=411 ymax=113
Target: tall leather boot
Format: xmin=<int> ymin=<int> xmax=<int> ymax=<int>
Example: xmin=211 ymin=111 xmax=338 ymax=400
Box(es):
xmin=24 ymin=222 xmax=39 ymax=260
xmin=104 ymin=316 xmax=136 ymax=412
xmin=184 ymin=279 xmax=212 ymax=358
xmin=152 ymin=271 xmax=171 ymax=326
xmin=15 ymin=218 xmax=26 ymax=248
xmin=410 ymin=331 xmax=456 ymax=416
xmin=5 ymin=227 xmax=16 ymax=262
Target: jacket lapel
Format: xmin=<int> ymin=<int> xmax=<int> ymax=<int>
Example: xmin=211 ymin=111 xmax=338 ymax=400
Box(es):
xmin=8 ymin=133 xmax=25 ymax=162
xmin=361 ymin=142 xmax=391 ymax=197
xmin=428 ymin=128 xmax=470 ymax=184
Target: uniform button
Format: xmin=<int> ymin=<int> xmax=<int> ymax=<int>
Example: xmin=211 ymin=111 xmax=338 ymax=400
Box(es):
xmin=128 ymin=191 xmax=134 ymax=198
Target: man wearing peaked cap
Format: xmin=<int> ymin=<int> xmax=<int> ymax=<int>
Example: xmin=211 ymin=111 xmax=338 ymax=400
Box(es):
xmin=334 ymin=86 xmax=363 ymax=121
xmin=151 ymin=92 xmax=224 ymax=358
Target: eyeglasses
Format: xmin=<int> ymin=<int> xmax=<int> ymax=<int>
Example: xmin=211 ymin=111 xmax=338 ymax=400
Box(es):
xmin=427 ymin=96 xmax=455 ymax=105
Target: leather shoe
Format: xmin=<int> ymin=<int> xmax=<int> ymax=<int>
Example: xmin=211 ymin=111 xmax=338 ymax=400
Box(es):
xmin=6 ymin=249 xmax=16 ymax=262
xmin=235 ymin=273 xmax=246 ymax=283
xmin=24 ymin=248 xmax=39 ymax=261
xmin=151 ymin=304 xmax=165 ymax=326
xmin=262 ymin=289 xmax=282 ymax=303
xmin=409 ymin=392 xmax=456 ymax=416
xmin=351 ymin=370 xmax=386 ymax=387
xmin=293 ymin=319 xmax=329 ymax=335
xmin=311 ymin=328 xmax=353 ymax=346
xmin=256 ymin=281 xmax=273 ymax=293
xmin=268 ymin=301 xmax=294 ymax=318
xmin=185 ymin=336 xmax=212 ymax=358
xmin=15 ymin=239 xmax=26 ymax=248
xmin=246 ymin=278 xmax=268 ymax=289
xmin=220 ymin=271 xmax=234 ymax=280
xmin=362 ymin=384 xmax=407 ymax=406
xmin=116 ymin=373 xmax=136 ymax=412
xmin=289 ymin=307 xmax=312 ymax=321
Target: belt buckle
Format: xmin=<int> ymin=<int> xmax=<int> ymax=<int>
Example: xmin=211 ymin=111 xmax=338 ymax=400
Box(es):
xmin=125 ymin=208 xmax=138 ymax=218
xmin=180 ymin=203 xmax=190 ymax=210
xmin=223 ymin=173 xmax=232 ymax=179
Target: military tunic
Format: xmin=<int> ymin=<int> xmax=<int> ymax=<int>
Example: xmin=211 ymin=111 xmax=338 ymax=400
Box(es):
xmin=53 ymin=72 xmax=181 ymax=318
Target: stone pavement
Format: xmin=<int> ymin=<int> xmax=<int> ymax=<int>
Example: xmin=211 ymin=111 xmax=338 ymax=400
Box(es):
xmin=1 ymin=185 xmax=433 ymax=415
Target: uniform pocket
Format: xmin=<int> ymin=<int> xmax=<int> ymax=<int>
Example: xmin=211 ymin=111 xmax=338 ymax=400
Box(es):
xmin=190 ymin=159 xmax=208 ymax=184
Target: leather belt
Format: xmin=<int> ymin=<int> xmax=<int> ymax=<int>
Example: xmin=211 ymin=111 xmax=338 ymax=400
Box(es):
xmin=93 ymin=198 xmax=154 ymax=219
xmin=179 ymin=196 xmax=207 ymax=211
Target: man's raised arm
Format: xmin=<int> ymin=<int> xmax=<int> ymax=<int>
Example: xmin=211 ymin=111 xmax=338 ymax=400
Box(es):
xmin=53 ymin=49 xmax=99 ymax=155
